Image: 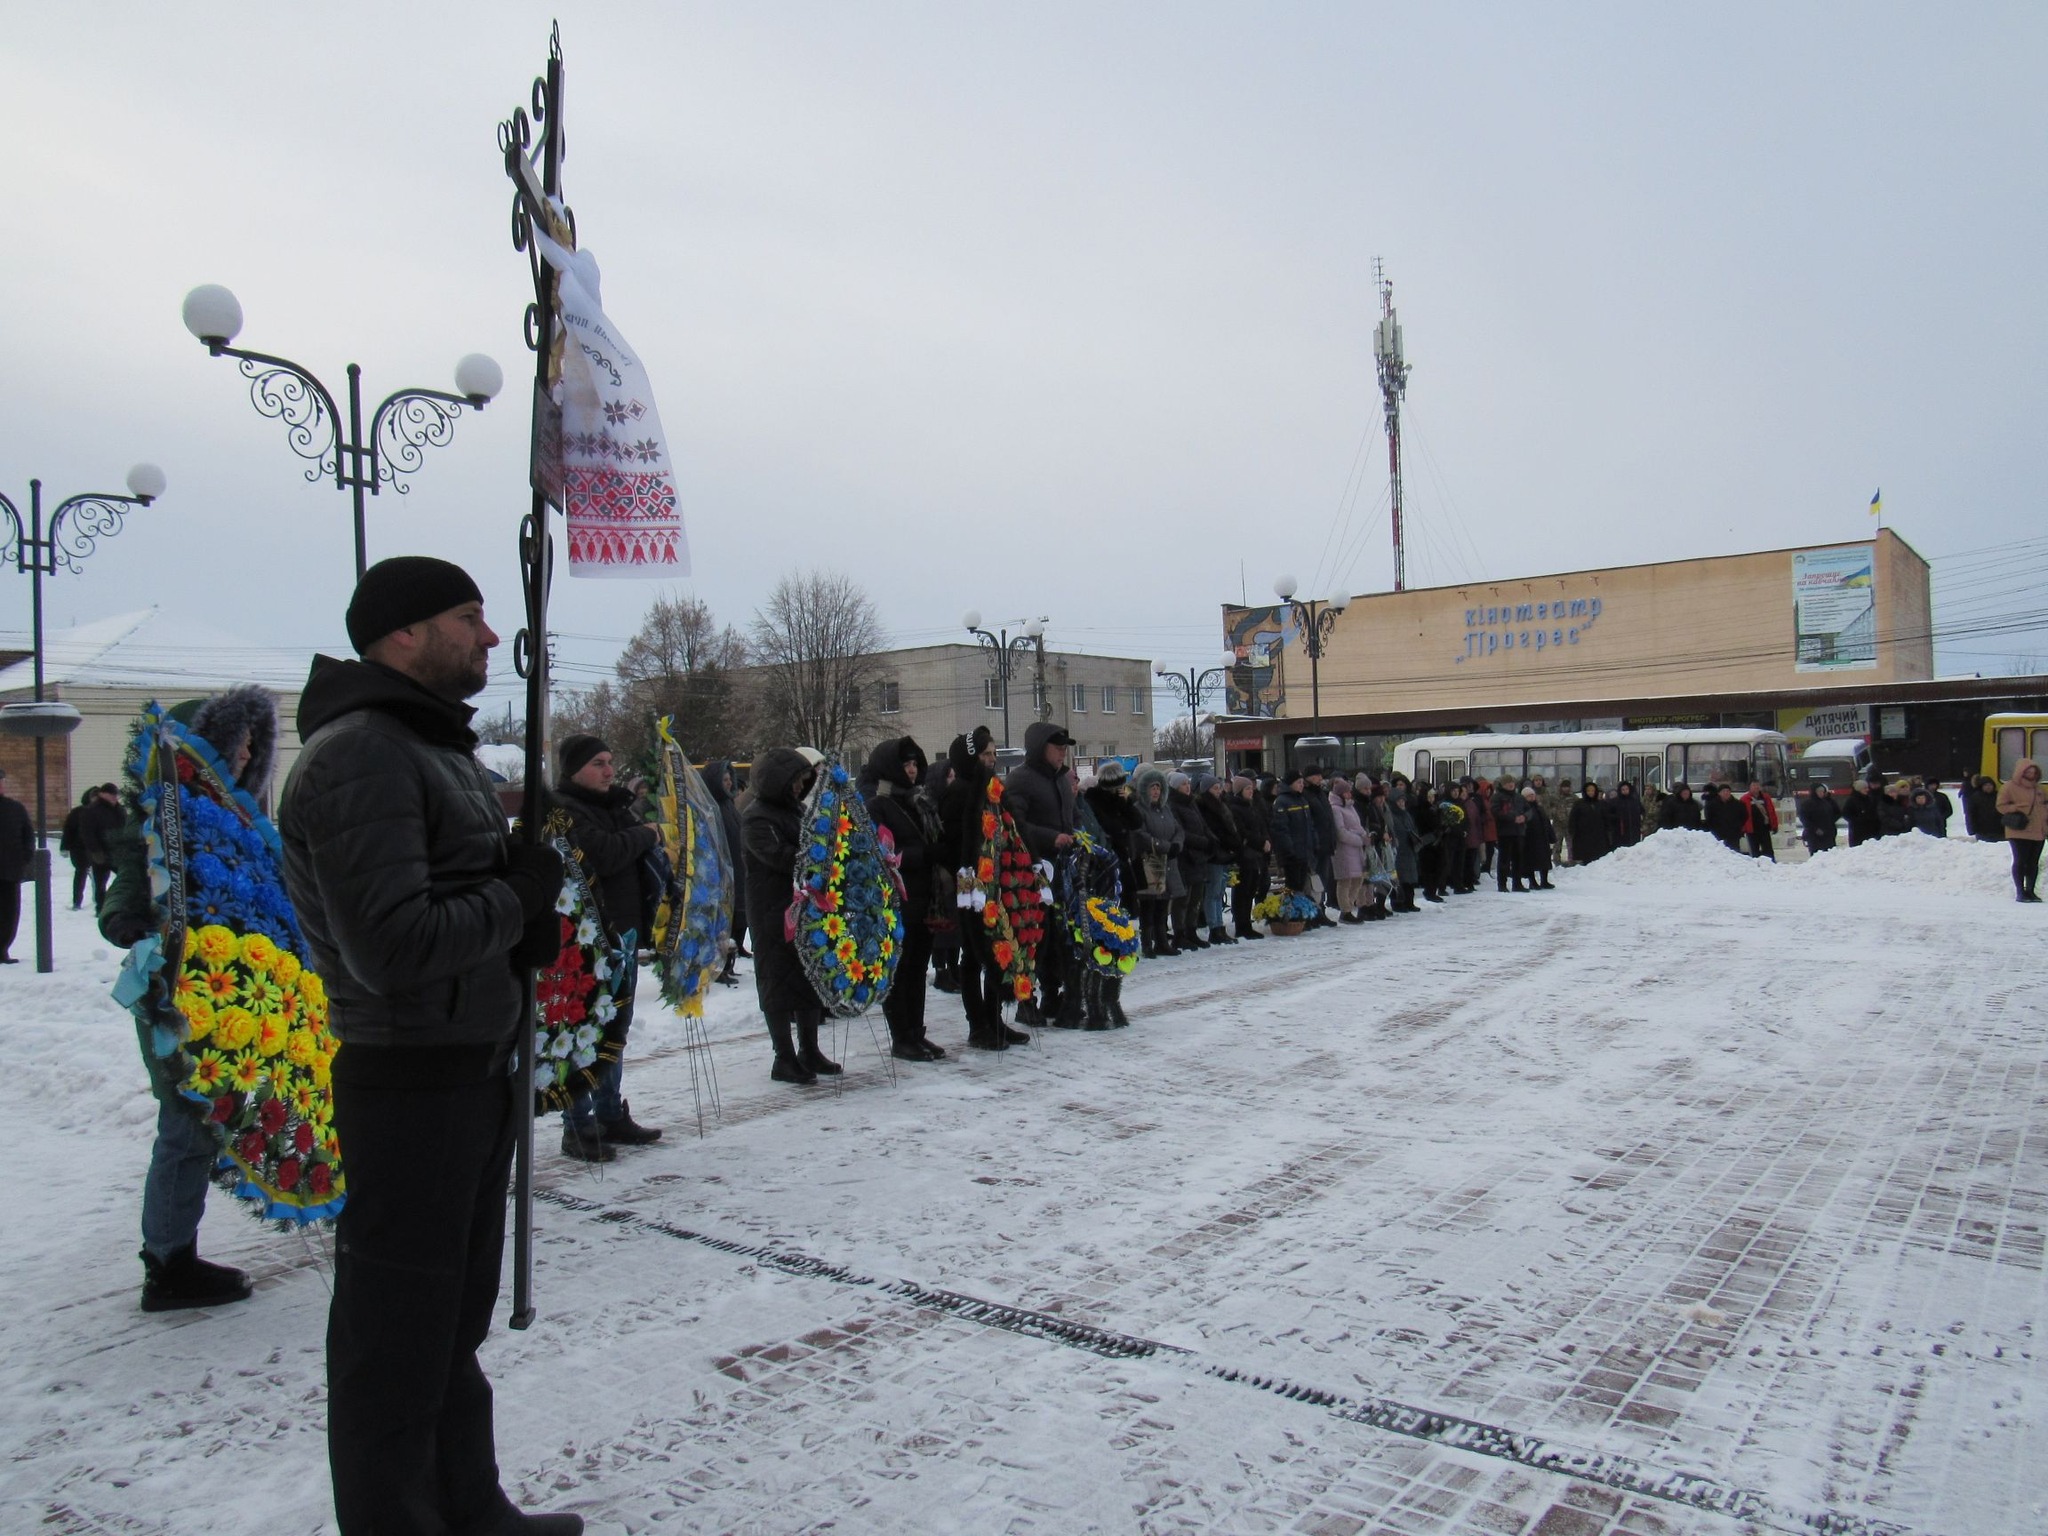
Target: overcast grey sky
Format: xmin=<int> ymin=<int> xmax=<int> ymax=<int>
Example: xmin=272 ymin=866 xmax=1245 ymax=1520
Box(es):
xmin=4 ymin=3 xmax=2043 ymax=717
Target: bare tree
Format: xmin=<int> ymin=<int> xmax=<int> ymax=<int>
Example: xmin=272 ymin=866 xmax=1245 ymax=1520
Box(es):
xmin=613 ymin=594 xmax=751 ymax=763
xmin=548 ymin=596 xmax=752 ymax=778
xmin=748 ymin=570 xmax=886 ymax=755
xmin=1153 ymin=716 xmax=1210 ymax=762
xmin=474 ymin=701 xmax=526 ymax=747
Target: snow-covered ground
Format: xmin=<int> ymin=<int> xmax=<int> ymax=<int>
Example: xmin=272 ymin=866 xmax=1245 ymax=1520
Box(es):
xmin=2 ymin=829 xmax=2043 ymax=1536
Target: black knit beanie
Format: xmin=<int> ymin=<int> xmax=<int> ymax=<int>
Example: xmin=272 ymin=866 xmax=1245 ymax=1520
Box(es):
xmin=970 ymin=724 xmax=995 ymax=755
xmin=345 ymin=556 xmax=485 ymax=653
xmin=556 ymin=733 xmax=608 ymax=783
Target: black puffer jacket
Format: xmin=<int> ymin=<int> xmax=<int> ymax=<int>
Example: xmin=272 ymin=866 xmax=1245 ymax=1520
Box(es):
xmin=1228 ymin=787 xmax=1269 ymax=871
xmin=279 ymin=657 xmax=525 ymax=1051
xmin=1003 ymin=721 xmax=1076 ymax=859
xmin=741 ymin=747 xmax=814 ymax=1014
xmin=1196 ymin=784 xmax=1242 ymax=863
xmin=551 ymin=778 xmax=658 ymax=944
xmin=1659 ymin=789 xmax=1704 ymax=830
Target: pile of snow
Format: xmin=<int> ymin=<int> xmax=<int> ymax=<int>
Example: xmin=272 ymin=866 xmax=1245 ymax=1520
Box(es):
xmin=1788 ymin=827 xmax=2013 ymax=895
xmin=1570 ymin=828 xmax=1774 ymax=886
xmin=1576 ymin=826 xmax=2015 ymax=899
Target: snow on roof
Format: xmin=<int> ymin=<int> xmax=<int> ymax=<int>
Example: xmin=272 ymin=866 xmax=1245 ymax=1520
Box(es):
xmin=0 ymin=609 xmax=315 ymax=694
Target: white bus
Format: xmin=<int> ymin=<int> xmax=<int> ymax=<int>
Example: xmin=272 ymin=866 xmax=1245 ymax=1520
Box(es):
xmin=1390 ymin=727 xmax=1791 ymax=796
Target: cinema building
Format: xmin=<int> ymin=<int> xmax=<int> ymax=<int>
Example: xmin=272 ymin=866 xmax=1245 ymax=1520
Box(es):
xmin=1217 ymin=529 xmax=2045 ymax=783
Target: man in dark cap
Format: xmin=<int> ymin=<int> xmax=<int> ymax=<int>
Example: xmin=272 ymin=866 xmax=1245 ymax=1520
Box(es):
xmin=551 ymin=732 xmax=662 ymax=1160
xmin=279 ymin=556 xmax=581 ymax=1536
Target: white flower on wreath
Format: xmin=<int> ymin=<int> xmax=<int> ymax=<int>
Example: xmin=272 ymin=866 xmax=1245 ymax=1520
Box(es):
xmin=592 ymin=953 xmax=611 ymax=983
xmin=575 ymin=915 xmax=601 ymax=947
xmin=549 ymin=1032 xmax=576 ymax=1059
xmin=592 ymin=994 xmax=617 ymax=1025
xmin=554 ymin=887 xmax=576 ymax=916
xmin=572 ymin=1045 xmax=597 ymax=1070
xmin=574 ymin=1023 xmax=599 ymax=1050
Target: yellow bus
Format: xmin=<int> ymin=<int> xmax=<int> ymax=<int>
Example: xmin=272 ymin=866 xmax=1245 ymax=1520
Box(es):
xmin=1983 ymin=713 xmax=2048 ymax=782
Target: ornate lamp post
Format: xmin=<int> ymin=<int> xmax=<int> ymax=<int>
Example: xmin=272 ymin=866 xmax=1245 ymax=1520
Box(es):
xmin=1272 ymin=574 xmax=1351 ymax=732
xmin=0 ymin=465 xmax=166 ymax=972
xmin=1154 ymin=652 xmax=1237 ymax=759
xmin=963 ymin=611 xmax=1047 ymax=748
xmin=180 ymin=284 xmax=503 ymax=582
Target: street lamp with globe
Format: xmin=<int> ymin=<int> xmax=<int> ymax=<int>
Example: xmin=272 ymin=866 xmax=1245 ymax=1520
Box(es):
xmin=181 ymin=284 xmax=502 ymax=581
xmin=0 ymin=463 xmax=167 ymax=971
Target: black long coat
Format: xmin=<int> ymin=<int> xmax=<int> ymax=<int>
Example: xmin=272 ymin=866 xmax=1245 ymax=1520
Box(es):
xmin=551 ymin=780 xmax=659 ymax=945
xmin=1568 ymin=794 xmax=1613 ymax=862
xmin=741 ymin=747 xmax=815 ymax=1015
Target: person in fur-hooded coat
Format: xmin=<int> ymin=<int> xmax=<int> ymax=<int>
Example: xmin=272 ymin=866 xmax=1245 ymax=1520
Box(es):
xmin=101 ymin=684 xmax=283 ymax=1314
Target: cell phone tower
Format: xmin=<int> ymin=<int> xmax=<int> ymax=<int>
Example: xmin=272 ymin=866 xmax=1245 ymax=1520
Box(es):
xmin=1372 ymin=258 xmax=1412 ymax=591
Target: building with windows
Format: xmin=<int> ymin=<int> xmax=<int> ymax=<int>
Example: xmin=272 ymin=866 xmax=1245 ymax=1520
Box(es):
xmin=855 ymin=642 xmax=1155 ymax=767
xmin=0 ymin=610 xmax=311 ymax=827
xmin=1215 ymin=529 xmax=2048 ymax=782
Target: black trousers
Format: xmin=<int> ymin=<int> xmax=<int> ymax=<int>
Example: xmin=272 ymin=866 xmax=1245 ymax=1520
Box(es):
xmin=958 ymin=923 xmax=1007 ymax=1036
xmin=1233 ymin=857 xmax=1266 ymax=933
xmin=1495 ymin=837 xmax=1521 ymax=890
xmin=328 ymin=1047 xmax=517 ymax=1536
xmin=2013 ymin=838 xmax=2042 ymax=896
xmin=0 ymin=878 xmax=20 ymax=959
xmin=883 ymin=920 xmax=933 ymax=1046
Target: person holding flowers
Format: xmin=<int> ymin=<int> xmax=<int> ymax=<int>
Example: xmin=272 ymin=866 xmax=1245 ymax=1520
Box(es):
xmin=860 ymin=736 xmax=945 ymax=1062
xmin=940 ymin=727 xmax=1032 ymax=1050
xmin=1003 ymin=722 xmax=1078 ymax=1027
xmin=741 ymin=746 xmax=842 ymax=1083
xmin=550 ymin=732 xmax=663 ymax=1161
xmin=101 ymin=685 xmax=285 ymax=1312
xmin=278 ymin=557 xmax=579 ymax=1536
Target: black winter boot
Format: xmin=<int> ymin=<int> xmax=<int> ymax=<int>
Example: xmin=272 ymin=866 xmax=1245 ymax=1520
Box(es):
xmin=767 ymin=1015 xmax=816 ymax=1084
xmin=140 ymin=1245 xmax=253 ymax=1312
xmin=1015 ymin=997 xmax=1044 ymax=1027
xmin=1105 ymin=976 xmax=1131 ymax=1028
xmin=932 ymin=961 xmax=960 ymax=994
xmin=796 ymin=1014 xmax=842 ymax=1075
xmin=598 ymin=1100 xmax=662 ymax=1145
xmin=1051 ymin=982 xmax=1085 ymax=1029
xmin=560 ymin=1122 xmax=617 ymax=1163
xmin=1081 ymin=973 xmax=1111 ymax=1030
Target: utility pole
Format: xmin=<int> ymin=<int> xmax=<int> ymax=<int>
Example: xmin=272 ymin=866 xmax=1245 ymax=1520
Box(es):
xmin=1373 ymin=258 xmax=1411 ymax=593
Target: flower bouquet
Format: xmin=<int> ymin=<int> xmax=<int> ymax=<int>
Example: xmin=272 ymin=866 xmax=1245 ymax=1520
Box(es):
xmin=792 ymin=754 xmax=902 ymax=1017
xmin=526 ymin=806 xmax=629 ymax=1112
xmin=650 ymin=716 xmax=732 ymax=1017
xmin=115 ymin=704 xmax=344 ymax=1223
xmin=1252 ymin=887 xmax=1320 ymax=934
xmin=957 ymin=774 xmax=1052 ymax=1001
xmin=1064 ymin=825 xmax=1140 ymax=978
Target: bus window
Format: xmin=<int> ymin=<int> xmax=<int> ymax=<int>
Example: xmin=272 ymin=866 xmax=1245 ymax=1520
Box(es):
xmin=1998 ymin=727 xmax=2025 ymax=781
xmin=1525 ymin=747 xmax=1581 ymax=785
xmin=1623 ymin=753 xmax=1662 ymax=791
xmin=1666 ymin=745 xmax=1684 ymax=788
xmin=1584 ymin=745 xmax=1619 ymax=791
xmin=1471 ymin=748 xmax=1524 ymax=782
xmin=1753 ymin=742 xmax=1785 ymax=794
xmin=1413 ymin=750 xmax=1432 ymax=784
xmin=1686 ymin=743 xmax=1752 ymax=789
xmin=2034 ymin=730 xmax=2048 ymax=767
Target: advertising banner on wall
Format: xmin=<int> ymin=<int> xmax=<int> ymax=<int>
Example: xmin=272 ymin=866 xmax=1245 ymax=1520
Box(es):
xmin=1792 ymin=545 xmax=1878 ymax=672
xmin=1775 ymin=703 xmax=1871 ymax=751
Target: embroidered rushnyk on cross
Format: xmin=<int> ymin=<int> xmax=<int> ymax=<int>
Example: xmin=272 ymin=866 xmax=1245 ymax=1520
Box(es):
xmin=531 ymin=227 xmax=687 ymax=577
